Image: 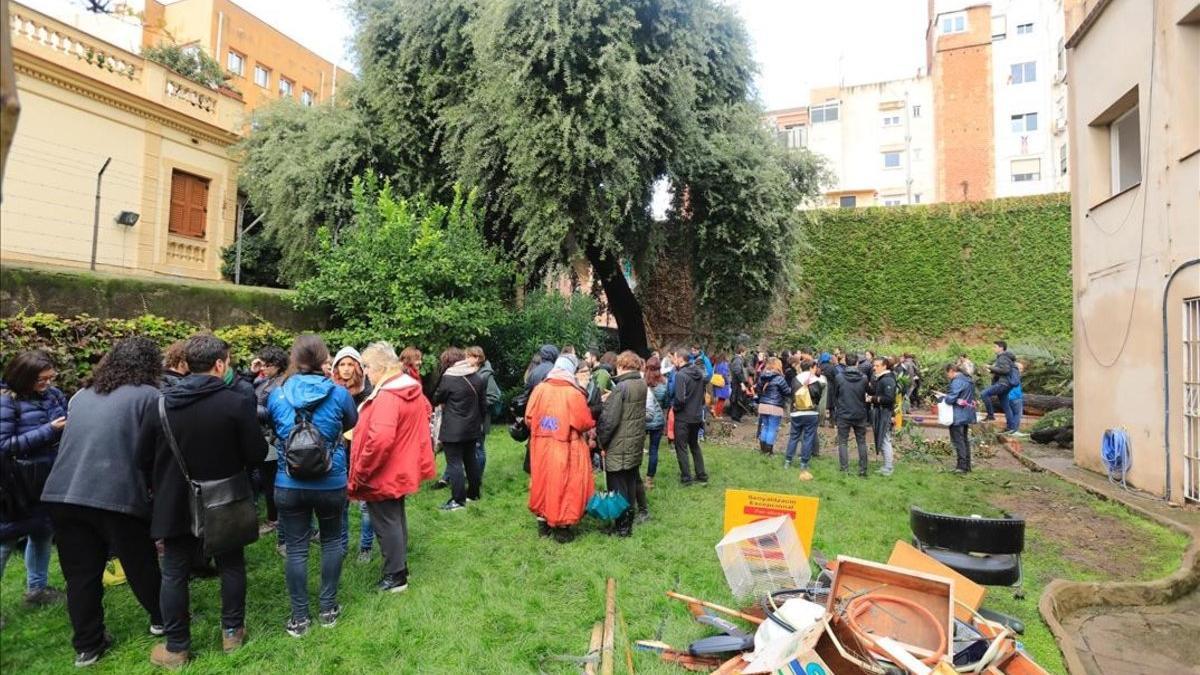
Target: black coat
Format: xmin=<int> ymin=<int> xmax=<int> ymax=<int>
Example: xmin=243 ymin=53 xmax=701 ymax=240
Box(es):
xmin=870 ymin=372 xmax=897 ymax=413
xmin=141 ymin=374 xmax=267 ymax=539
xmin=672 ymin=363 xmax=707 ymax=424
xmin=433 ymin=367 xmax=486 ymax=444
xmin=833 ymin=369 xmax=870 ymax=424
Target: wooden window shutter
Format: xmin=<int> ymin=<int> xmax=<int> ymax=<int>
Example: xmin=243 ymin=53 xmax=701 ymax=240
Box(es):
xmin=169 ymin=171 xmax=188 ymax=235
xmin=168 ymin=170 xmax=210 ymax=238
xmin=188 ymin=177 xmax=209 ymax=238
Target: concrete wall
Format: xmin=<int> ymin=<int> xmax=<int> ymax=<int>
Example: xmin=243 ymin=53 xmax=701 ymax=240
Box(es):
xmin=990 ymin=0 xmax=1069 ymax=197
xmin=933 ymin=4 xmax=996 ymax=201
xmin=3 ymin=2 xmax=243 ymax=281
xmin=1068 ymin=0 xmax=1200 ymax=503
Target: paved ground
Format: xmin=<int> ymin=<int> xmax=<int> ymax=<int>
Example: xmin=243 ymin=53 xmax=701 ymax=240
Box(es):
xmin=1015 ymin=443 xmax=1200 ymax=675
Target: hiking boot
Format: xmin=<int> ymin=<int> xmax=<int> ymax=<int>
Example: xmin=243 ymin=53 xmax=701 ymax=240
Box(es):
xmin=149 ymin=643 xmax=188 ymax=669
xmin=357 ymin=548 xmax=371 ymax=563
xmin=222 ymin=627 xmax=246 ymax=653
xmin=537 ymin=519 xmax=551 ymax=537
xmin=439 ymin=500 xmax=465 ymax=512
xmin=377 ymin=572 xmax=409 ymax=593
xmin=798 ymin=470 xmax=814 ymax=482
xmin=318 ymin=605 xmax=341 ymax=628
xmin=431 ymin=479 xmax=449 ymax=491
xmin=285 ymin=616 xmax=310 ymax=638
xmin=24 ymin=586 xmax=64 ymax=606
xmin=75 ymin=633 xmax=113 ymax=668
xmin=553 ymin=527 xmax=576 ymax=544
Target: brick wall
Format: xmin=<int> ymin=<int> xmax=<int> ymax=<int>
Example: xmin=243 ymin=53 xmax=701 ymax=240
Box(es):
xmin=933 ymin=5 xmax=995 ymax=202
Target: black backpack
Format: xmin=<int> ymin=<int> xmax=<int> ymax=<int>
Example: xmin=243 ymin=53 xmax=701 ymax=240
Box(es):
xmin=282 ymin=396 xmax=331 ymax=480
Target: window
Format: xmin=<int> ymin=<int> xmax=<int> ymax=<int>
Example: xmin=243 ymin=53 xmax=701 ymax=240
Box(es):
xmin=839 ymin=195 xmax=857 ymax=208
xmin=1017 ymin=23 xmax=1033 ymax=34
xmin=912 ymin=104 xmax=922 ymax=118
xmin=882 ymin=114 xmax=901 ymax=127
xmin=992 ymin=15 xmax=1007 ymax=39
xmin=1011 ymin=112 xmax=1038 ymax=132
xmin=913 ymin=193 xmax=922 ymax=204
xmin=1011 ymin=158 xmax=1041 ymax=182
xmin=882 ymin=196 xmax=903 ymax=207
xmin=883 ymin=151 xmax=902 ymax=168
xmin=783 ymin=124 xmax=807 ymax=149
xmin=941 ymin=12 xmax=967 ymax=34
xmin=1010 ymin=61 xmax=1036 ymax=84
xmin=278 ymin=77 xmax=293 ymax=97
xmin=301 ymin=89 xmax=315 ymax=106
xmin=253 ymin=64 xmax=270 ymax=88
xmin=226 ymin=50 xmax=244 ymax=76
xmin=168 ymin=170 xmax=209 ymax=238
xmin=1110 ymin=106 xmax=1141 ymax=193
xmin=811 ymin=102 xmax=839 ymax=123
xmin=1060 ymin=144 xmax=1068 ymax=175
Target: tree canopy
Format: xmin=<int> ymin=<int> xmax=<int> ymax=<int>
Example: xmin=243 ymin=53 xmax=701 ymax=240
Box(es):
xmin=238 ymin=0 xmax=828 ymax=352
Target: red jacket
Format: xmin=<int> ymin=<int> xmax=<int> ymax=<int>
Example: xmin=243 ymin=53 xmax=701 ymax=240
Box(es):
xmin=348 ymin=372 xmax=435 ymax=501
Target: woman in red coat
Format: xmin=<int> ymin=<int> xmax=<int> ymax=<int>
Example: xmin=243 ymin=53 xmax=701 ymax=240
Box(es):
xmin=349 ymin=343 xmax=435 ymax=593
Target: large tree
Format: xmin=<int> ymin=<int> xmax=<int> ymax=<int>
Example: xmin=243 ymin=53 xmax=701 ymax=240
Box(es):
xmin=240 ymin=0 xmax=827 ymax=352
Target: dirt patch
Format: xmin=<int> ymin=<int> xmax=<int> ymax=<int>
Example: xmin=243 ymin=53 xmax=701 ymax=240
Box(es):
xmin=991 ymin=487 xmax=1154 ymax=579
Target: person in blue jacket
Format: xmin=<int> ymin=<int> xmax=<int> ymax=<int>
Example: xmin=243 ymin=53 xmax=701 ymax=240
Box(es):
xmin=0 ymin=350 xmax=67 ymax=608
xmin=938 ymin=363 xmax=978 ymax=473
xmin=267 ymin=335 xmax=358 ymax=638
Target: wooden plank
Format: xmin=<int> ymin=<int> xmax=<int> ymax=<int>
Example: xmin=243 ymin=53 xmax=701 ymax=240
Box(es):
xmin=887 ymin=540 xmax=986 ymax=622
xmin=601 ymin=578 xmax=616 ymax=675
xmin=666 ymin=591 xmax=764 ymax=625
xmin=585 ymin=622 xmax=603 ymax=675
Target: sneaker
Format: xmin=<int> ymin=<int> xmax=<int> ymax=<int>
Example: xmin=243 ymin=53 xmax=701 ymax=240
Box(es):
xmin=149 ymin=643 xmax=188 ymax=669
xmin=222 ymin=626 xmax=246 ymax=653
xmin=75 ymin=633 xmax=113 ymax=668
xmin=377 ymin=572 xmax=409 ymax=593
xmin=635 ymin=510 xmax=651 ymax=524
xmin=680 ymin=479 xmax=694 ymax=487
xmin=698 ymin=479 xmax=710 ymax=487
xmin=439 ymin=500 xmax=465 ymax=512
xmin=783 ymin=459 xmax=792 ymax=468
xmin=431 ymin=479 xmax=449 ymax=491
xmin=1010 ymin=431 xmax=1030 ymax=438
xmin=878 ymin=468 xmax=894 ymax=477
xmin=149 ymin=624 xmax=165 ymax=637
xmin=318 ymin=605 xmax=341 ymax=628
xmin=357 ymin=548 xmax=371 ymax=563
xmin=952 ymin=467 xmax=970 ymax=474
xmin=465 ymin=496 xmax=480 ymax=504
xmin=285 ymin=616 xmax=310 ymax=638
xmin=643 ymin=476 xmax=654 ymax=490
xmin=259 ymin=521 xmax=277 ymax=535
xmin=24 ymin=586 xmax=64 ymax=606
xmin=276 ymin=544 xmax=286 ymax=557
xmin=798 ymin=470 xmax=814 ymax=481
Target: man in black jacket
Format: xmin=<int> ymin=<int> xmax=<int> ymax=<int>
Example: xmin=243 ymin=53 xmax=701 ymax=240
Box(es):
xmin=670 ymin=348 xmax=708 ymax=485
xmin=982 ymin=340 xmax=1016 ymax=421
xmin=867 ymin=358 xmax=897 ymax=476
xmin=728 ymin=346 xmax=749 ymax=423
xmin=142 ymin=335 xmax=267 ymax=667
xmin=833 ymin=352 xmax=870 ymax=476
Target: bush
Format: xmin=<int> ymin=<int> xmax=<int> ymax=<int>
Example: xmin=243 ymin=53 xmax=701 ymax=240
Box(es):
xmin=143 ymin=42 xmax=229 ymax=90
xmin=293 ymin=175 xmax=515 ymax=354
xmin=485 ymin=291 xmax=600 ymax=399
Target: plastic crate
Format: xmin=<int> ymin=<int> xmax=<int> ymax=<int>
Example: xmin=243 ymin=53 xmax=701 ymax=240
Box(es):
xmin=715 ymin=515 xmax=811 ymax=600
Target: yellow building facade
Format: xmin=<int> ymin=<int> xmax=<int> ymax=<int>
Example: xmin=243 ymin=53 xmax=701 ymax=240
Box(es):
xmin=144 ymin=0 xmax=354 ymax=113
xmin=2 ymin=1 xmax=243 ymax=280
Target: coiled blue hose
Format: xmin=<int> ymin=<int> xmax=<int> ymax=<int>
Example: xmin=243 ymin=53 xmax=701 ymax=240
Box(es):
xmin=1101 ymin=428 xmax=1131 ymax=488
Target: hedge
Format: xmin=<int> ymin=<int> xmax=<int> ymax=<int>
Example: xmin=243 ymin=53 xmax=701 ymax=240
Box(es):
xmin=792 ymin=194 xmax=1072 ymax=340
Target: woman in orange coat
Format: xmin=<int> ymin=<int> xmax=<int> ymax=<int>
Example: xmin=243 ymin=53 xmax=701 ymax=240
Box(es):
xmin=349 ymin=343 xmax=435 ymax=593
xmin=526 ymin=353 xmax=595 ymax=543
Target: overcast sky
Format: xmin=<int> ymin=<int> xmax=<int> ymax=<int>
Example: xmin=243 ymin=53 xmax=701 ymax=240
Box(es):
xmin=158 ymin=0 xmax=932 ymax=112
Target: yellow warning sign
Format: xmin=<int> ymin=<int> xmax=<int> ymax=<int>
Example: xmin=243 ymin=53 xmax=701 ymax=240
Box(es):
xmin=723 ymin=489 xmax=820 ymax=554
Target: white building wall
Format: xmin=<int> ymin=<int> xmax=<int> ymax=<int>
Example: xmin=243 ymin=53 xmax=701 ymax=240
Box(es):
xmin=807 ymin=77 xmax=935 ymax=206
xmin=990 ymin=0 xmax=1068 ymax=196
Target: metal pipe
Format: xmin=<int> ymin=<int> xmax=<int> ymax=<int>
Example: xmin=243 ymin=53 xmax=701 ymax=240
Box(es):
xmin=89 ymin=157 xmax=111 ymax=271
xmin=1162 ymin=258 xmax=1200 ymax=502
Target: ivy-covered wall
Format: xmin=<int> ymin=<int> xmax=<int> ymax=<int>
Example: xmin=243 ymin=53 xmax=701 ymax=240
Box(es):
xmin=793 ymin=193 xmax=1071 ymax=340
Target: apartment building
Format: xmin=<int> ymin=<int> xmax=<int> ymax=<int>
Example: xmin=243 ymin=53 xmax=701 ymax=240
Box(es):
xmin=3 ymin=1 xmax=243 ymax=280
xmin=768 ymin=0 xmax=1071 ymax=206
xmin=143 ymin=0 xmax=353 ymax=112
xmin=1067 ymin=0 xmax=1200 ymax=503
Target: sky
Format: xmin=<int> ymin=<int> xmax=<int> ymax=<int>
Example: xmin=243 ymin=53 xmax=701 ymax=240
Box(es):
xmin=220 ymin=0 xmax=932 ymax=112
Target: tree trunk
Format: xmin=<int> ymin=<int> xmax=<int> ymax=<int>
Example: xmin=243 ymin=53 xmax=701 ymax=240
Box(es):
xmin=587 ymin=247 xmax=648 ymax=355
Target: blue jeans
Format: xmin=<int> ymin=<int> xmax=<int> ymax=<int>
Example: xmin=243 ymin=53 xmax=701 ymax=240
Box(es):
xmin=358 ymin=503 xmax=375 ymax=551
xmin=0 ymin=529 xmax=53 ymax=590
xmin=981 ymin=383 xmax=1011 ymax=418
xmin=646 ymin=428 xmax=664 ymax=477
xmin=276 ymin=487 xmax=347 ymax=620
xmin=759 ymin=414 xmax=783 ymax=447
xmin=1006 ymin=398 xmax=1024 ymax=432
xmin=476 ymin=437 xmax=487 ymax=477
xmin=784 ymin=415 xmax=818 ymax=467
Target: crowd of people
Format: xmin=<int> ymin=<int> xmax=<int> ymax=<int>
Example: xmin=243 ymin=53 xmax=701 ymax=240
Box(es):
xmin=0 ymin=332 xmax=1025 ymax=668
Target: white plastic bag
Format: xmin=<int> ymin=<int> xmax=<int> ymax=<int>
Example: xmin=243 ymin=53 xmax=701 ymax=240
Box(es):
xmin=937 ymin=400 xmax=955 ymax=426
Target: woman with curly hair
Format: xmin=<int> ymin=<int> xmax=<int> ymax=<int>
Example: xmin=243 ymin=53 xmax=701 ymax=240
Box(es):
xmin=41 ymin=337 xmax=165 ymax=668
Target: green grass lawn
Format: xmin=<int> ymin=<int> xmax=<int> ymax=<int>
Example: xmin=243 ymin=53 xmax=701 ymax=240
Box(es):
xmin=1 ymin=430 xmax=1187 ymax=674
